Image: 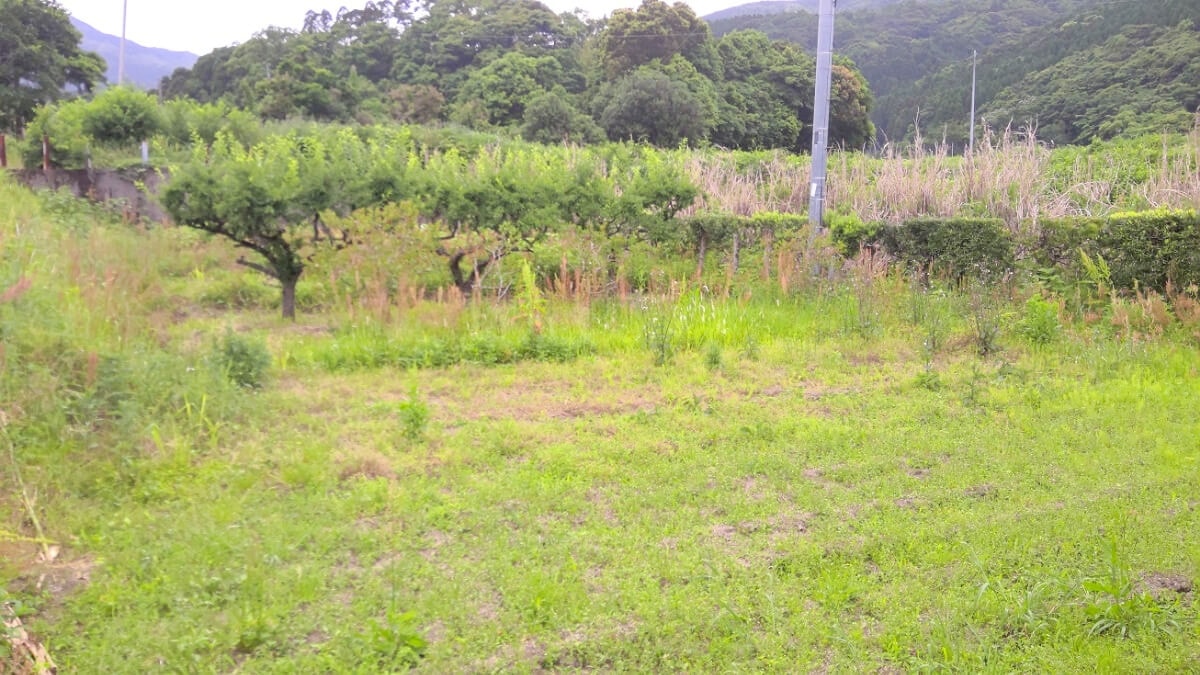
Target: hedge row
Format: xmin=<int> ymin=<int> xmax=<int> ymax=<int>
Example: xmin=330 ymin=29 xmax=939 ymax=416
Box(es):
xmin=828 ymin=210 xmax=1200 ymax=292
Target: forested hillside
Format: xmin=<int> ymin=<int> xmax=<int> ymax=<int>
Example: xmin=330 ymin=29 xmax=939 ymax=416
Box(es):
xmin=154 ymin=0 xmax=874 ymax=151
xmin=708 ymin=0 xmax=1200 ymax=145
xmin=701 ymin=0 xmax=901 ymax=23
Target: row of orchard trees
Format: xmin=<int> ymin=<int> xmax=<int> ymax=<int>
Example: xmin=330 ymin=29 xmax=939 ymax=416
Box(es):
xmin=162 ymin=127 xmax=708 ymax=318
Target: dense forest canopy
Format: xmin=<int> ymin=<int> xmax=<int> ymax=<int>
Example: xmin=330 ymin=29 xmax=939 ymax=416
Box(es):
xmin=155 ymin=0 xmax=875 ymax=151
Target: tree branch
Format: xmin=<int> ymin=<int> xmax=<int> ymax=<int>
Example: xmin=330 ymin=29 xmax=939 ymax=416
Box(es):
xmin=236 ymin=257 xmax=279 ymax=279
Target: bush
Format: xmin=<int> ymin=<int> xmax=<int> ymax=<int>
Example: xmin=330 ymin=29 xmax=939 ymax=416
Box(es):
xmin=20 ymin=100 xmax=90 ymax=168
xmin=828 ymin=210 xmax=884 ymax=255
xmin=82 ymin=87 xmax=163 ymax=145
xmin=1097 ymin=209 xmax=1200 ymax=292
xmin=209 ymin=330 xmax=271 ymax=389
xmin=882 ymin=217 xmax=1014 ymax=281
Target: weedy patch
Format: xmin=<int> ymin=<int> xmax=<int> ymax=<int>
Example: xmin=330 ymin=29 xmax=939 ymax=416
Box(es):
xmin=3 ymin=176 xmax=1200 ymax=672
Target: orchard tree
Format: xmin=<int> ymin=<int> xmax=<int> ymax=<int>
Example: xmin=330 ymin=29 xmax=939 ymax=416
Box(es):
xmin=0 ymin=0 xmax=104 ymax=132
xmin=162 ymin=129 xmax=399 ymax=318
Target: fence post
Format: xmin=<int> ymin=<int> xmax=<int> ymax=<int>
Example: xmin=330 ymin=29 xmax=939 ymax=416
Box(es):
xmin=42 ymin=135 xmax=50 ymax=171
xmin=0 ymin=134 xmax=6 ymax=168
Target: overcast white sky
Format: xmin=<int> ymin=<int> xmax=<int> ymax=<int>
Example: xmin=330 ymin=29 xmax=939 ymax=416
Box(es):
xmin=58 ymin=0 xmax=734 ymax=55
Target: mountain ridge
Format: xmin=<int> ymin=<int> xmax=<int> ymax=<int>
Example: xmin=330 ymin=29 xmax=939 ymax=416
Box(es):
xmin=71 ymin=17 xmax=198 ymax=90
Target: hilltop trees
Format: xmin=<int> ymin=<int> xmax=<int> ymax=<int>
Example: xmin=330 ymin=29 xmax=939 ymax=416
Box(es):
xmin=0 ymin=0 xmax=104 ymax=133
xmin=154 ymin=0 xmax=876 ymax=152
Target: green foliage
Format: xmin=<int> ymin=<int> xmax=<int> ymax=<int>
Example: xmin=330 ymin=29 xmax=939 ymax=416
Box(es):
xmin=19 ymin=99 xmax=90 ymax=168
xmin=147 ymin=0 xmax=873 ymax=153
xmin=597 ymin=70 xmax=709 ymax=146
xmin=748 ymin=211 xmax=808 ymax=234
xmin=1037 ymin=210 xmax=1200 ymax=294
xmin=882 ymin=217 xmax=1014 ymax=281
xmin=396 ymin=383 xmax=429 ymax=441
xmin=1083 ymin=539 xmax=1179 ymax=639
xmin=985 ymin=12 xmax=1200 ymax=144
xmin=598 ymin=0 xmax=715 ymax=79
xmin=82 ymin=87 xmax=164 ymax=145
xmin=209 ymin=330 xmax=271 ymax=389
xmin=711 ymin=0 xmax=1198 ymax=145
xmin=452 ymin=52 xmax=565 ymax=128
xmin=520 ymin=90 xmax=604 ymax=145
xmin=0 ymin=0 xmax=104 ymax=132
xmin=360 ymin=609 xmax=427 ymax=668
xmin=161 ymin=99 xmax=262 ymax=147
xmin=1017 ymin=294 xmax=1061 ymax=346
xmin=828 ymin=210 xmax=883 ymax=255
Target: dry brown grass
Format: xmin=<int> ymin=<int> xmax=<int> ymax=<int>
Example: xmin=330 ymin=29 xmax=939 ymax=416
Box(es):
xmin=685 ymin=122 xmax=1200 ymax=234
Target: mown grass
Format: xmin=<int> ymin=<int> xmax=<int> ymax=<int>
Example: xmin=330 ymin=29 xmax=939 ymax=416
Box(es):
xmin=1 ymin=175 xmax=1198 ymax=672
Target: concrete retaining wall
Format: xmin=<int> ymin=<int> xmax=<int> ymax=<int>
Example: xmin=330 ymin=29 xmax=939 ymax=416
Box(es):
xmin=10 ymin=168 xmax=170 ymax=223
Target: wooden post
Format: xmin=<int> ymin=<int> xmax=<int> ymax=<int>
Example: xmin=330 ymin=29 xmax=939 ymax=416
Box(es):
xmin=0 ymin=134 xmax=6 ymax=168
xmin=42 ymin=135 xmax=50 ymax=171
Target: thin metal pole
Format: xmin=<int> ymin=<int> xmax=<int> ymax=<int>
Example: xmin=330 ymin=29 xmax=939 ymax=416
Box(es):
xmin=968 ymin=50 xmax=977 ymax=153
xmin=118 ymin=0 xmax=128 ymax=85
xmin=808 ymin=0 xmax=836 ymax=230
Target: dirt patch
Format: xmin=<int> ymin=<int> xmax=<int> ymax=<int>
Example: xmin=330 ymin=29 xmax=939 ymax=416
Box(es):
xmin=894 ymin=497 xmax=917 ymax=510
xmin=803 ymin=385 xmax=857 ymax=401
xmin=337 ymin=452 xmax=396 ymax=482
xmin=906 ymin=468 xmax=931 ymax=479
xmin=2 ymin=541 xmax=95 ymax=672
xmin=710 ymin=524 xmax=737 ymax=539
xmin=1142 ymin=572 xmax=1194 ymax=601
xmin=416 ymin=377 xmax=664 ymax=423
xmin=5 ymin=544 xmax=94 ymax=602
xmin=741 ymin=476 xmax=768 ymax=501
xmin=964 ymin=484 xmax=997 ymax=499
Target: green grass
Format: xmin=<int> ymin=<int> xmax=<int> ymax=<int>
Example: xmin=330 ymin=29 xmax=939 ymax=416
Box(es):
xmin=1 ymin=175 xmax=1198 ymax=672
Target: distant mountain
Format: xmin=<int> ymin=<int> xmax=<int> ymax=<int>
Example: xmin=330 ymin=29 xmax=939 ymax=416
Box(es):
xmin=71 ymin=17 xmax=198 ymax=90
xmin=702 ymin=0 xmax=902 ymax=23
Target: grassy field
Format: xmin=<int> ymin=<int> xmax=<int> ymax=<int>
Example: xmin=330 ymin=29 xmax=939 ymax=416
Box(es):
xmin=1 ymin=174 xmax=1198 ymax=672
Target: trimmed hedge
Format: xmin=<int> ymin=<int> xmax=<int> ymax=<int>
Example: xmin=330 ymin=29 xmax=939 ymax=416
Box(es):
xmin=880 ymin=217 xmax=1014 ymax=281
xmin=672 ymin=209 xmax=1199 ymax=294
xmin=1037 ymin=209 xmax=1200 ymax=291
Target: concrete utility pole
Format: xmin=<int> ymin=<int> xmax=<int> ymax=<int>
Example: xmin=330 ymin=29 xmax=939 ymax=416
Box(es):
xmin=968 ymin=50 xmax=977 ymax=152
xmin=118 ymin=0 xmax=128 ymax=85
xmin=808 ymin=0 xmax=836 ymax=230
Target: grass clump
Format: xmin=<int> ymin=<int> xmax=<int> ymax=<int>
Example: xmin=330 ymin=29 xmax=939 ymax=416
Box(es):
xmin=209 ymin=329 xmax=272 ymax=389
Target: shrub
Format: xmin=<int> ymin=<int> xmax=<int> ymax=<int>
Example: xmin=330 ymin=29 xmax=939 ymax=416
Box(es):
xmin=1035 ymin=210 xmax=1200 ymax=294
xmin=1097 ymin=209 xmax=1200 ymax=292
xmin=828 ymin=210 xmax=884 ymax=255
xmin=20 ymin=100 xmax=90 ymax=168
xmin=209 ymin=330 xmax=271 ymax=389
xmin=1017 ymin=294 xmax=1061 ymax=346
xmin=82 ymin=87 xmax=163 ymax=145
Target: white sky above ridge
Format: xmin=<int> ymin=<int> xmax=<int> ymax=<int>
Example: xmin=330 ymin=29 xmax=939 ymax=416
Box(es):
xmin=58 ymin=0 xmax=737 ymax=55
